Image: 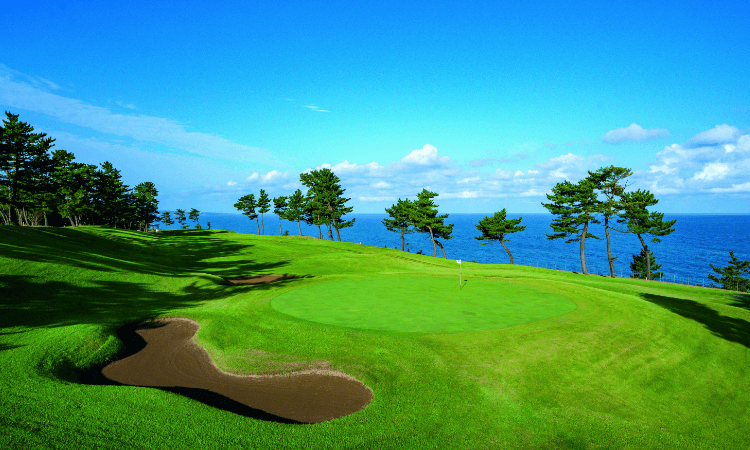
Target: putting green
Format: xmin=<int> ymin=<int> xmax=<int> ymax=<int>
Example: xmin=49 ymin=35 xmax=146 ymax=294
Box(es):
xmin=271 ymin=276 xmax=576 ymax=333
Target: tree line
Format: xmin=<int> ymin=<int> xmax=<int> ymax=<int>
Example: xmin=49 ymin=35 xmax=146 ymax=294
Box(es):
xmin=159 ymin=208 xmax=202 ymax=230
xmin=382 ymin=165 xmax=676 ymax=281
xmin=234 ymin=167 xmax=355 ymax=241
xmin=0 ymin=112 xmax=159 ymax=230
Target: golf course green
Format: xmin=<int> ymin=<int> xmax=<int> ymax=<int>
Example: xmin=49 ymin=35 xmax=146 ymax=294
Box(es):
xmin=272 ymin=276 xmax=576 ymax=332
xmin=2 ymin=226 xmax=749 ymax=449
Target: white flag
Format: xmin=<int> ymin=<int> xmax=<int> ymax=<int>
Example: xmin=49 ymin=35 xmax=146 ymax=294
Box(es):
xmin=456 ymin=260 xmax=461 ymax=264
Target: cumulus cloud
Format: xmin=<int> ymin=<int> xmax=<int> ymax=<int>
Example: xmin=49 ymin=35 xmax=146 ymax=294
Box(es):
xmin=601 ymin=123 xmax=671 ymax=144
xmin=692 ymin=163 xmax=730 ymax=181
xmin=686 ymin=124 xmax=742 ymax=147
xmin=638 ymin=124 xmax=750 ymax=196
xmin=0 ymin=64 xmax=272 ymax=163
xmin=246 ymin=170 xmax=290 ymax=184
xmin=227 ymin=180 xmax=237 ymax=186
xmin=398 ymin=144 xmax=451 ymax=168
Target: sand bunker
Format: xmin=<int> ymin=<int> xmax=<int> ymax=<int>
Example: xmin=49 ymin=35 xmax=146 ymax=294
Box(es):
xmin=224 ymin=274 xmax=299 ymax=285
xmin=101 ymin=318 xmax=372 ymax=424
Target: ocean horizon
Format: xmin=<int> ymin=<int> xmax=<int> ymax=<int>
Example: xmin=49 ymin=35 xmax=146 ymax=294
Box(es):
xmin=159 ymin=212 xmax=750 ymax=288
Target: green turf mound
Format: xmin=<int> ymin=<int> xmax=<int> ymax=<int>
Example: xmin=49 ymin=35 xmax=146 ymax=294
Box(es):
xmin=271 ymin=276 xmax=576 ymax=332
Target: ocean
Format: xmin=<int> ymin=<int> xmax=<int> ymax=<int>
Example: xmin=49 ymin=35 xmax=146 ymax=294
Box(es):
xmin=174 ymin=212 xmax=750 ymax=288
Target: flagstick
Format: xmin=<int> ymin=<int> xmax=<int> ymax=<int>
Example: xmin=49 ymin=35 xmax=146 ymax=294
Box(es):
xmin=457 ymin=259 xmax=462 ymax=287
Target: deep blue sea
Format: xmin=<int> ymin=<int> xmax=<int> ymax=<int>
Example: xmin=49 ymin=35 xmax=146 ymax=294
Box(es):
xmin=174 ymin=213 xmax=750 ymax=287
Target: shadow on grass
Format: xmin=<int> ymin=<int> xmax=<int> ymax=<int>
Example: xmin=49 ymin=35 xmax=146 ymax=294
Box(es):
xmin=0 ymin=226 xmax=279 ymax=279
xmin=724 ymin=292 xmax=750 ymax=311
xmin=640 ymin=293 xmax=750 ymax=348
xmin=0 ymin=272 xmax=308 ymax=330
xmin=79 ymin=321 xmax=301 ymax=424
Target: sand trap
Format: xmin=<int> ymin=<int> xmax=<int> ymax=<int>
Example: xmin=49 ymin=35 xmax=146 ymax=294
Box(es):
xmin=224 ymin=274 xmax=299 ymax=285
xmin=101 ymin=318 xmax=372 ymax=424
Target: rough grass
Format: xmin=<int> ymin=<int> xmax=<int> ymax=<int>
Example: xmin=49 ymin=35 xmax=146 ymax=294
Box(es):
xmin=1 ymin=225 xmax=749 ymax=449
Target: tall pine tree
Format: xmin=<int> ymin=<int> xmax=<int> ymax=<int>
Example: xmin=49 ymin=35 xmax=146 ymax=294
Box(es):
xmin=542 ymin=178 xmax=601 ymax=274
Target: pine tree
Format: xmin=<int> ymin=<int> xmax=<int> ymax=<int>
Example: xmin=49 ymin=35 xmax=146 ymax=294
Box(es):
xmin=708 ymin=251 xmax=750 ymax=292
xmin=273 ymin=195 xmax=288 ymax=235
xmin=159 ymin=211 xmax=174 ymax=230
xmin=542 ymin=178 xmax=601 ymax=274
xmin=257 ymin=189 xmax=271 ymax=235
xmin=189 ymin=208 xmax=200 ymax=229
xmin=0 ymin=112 xmax=56 ymax=226
xmin=587 ymin=165 xmax=632 ymax=277
xmin=284 ymin=189 xmax=305 ymax=236
xmin=474 ymin=209 xmax=526 ymax=264
xmin=630 ymin=248 xmax=664 ymax=280
xmin=619 ymin=189 xmax=676 ymax=280
xmin=411 ymin=189 xmax=453 ymax=258
xmin=383 ymin=198 xmax=414 ymax=251
xmin=133 ymin=182 xmax=159 ymax=231
xmin=299 ymin=168 xmax=354 ymax=241
xmin=234 ymin=194 xmax=259 ymax=234
xmin=175 ymin=209 xmax=188 ymax=229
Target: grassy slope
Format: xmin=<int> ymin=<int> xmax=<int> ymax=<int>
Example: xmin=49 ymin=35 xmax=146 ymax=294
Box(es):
xmin=1 ymin=226 xmax=749 ymax=449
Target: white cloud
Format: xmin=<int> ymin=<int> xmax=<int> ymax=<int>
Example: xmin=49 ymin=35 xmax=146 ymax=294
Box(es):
xmin=457 ymin=176 xmax=481 ymax=184
xmin=246 ymin=170 xmax=289 ymax=184
xmin=636 ymin=125 xmax=750 ymax=195
xmin=493 ymin=169 xmax=514 ymax=180
xmin=398 ymin=144 xmax=450 ymax=168
xmin=0 ymin=64 xmax=272 ymax=163
xmin=442 ymin=190 xmax=481 ymax=199
xmin=514 ymin=170 xmax=523 ymax=177
xmin=686 ymin=124 xmax=741 ymax=147
xmin=705 ymin=181 xmax=750 ymax=193
xmin=227 ymin=180 xmax=237 ymax=186
xmin=692 ymin=163 xmax=730 ymax=181
xmin=601 ymin=123 xmax=671 ymax=144
xmin=372 ymin=181 xmax=391 ymax=189
xmin=303 ymin=104 xmax=330 ymax=112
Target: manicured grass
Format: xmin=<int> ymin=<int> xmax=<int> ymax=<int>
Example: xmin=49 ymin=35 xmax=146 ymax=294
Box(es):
xmin=1 ymin=225 xmax=749 ymax=449
xmin=272 ymin=276 xmax=576 ymax=332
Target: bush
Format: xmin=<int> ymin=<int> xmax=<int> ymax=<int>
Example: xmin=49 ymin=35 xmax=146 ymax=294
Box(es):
xmin=630 ymin=248 xmax=663 ymax=279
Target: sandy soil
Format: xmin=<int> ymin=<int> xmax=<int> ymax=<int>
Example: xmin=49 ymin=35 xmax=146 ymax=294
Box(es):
xmin=101 ymin=318 xmax=372 ymax=423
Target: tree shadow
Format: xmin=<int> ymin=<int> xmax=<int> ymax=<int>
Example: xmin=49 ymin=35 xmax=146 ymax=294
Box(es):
xmin=639 ymin=293 xmax=750 ymax=348
xmin=724 ymin=292 xmax=750 ymax=311
xmin=0 ymin=226 xmax=280 ymax=279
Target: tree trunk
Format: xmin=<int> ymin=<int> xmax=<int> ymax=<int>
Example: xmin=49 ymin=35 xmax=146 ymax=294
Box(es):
xmin=605 ymin=215 xmax=615 ymax=277
xmin=297 ymin=220 xmax=303 ymax=236
xmin=427 ymin=225 xmax=437 ymax=257
xmin=500 ymin=240 xmax=514 ymax=264
xmin=580 ymin=221 xmax=589 ymax=274
xmin=260 ymin=214 xmax=265 ymax=235
xmin=278 ymin=216 xmax=283 ymax=235
xmin=637 ymin=233 xmax=651 ymax=280
xmin=400 ymin=226 xmax=405 ymax=251
xmin=255 ymin=217 xmax=260 ymax=235
xmin=317 ymin=221 xmax=323 ymax=239
xmin=326 ymin=203 xmax=342 ymax=241
xmin=8 ymin=179 xmax=19 ymax=226
xmin=435 ymin=240 xmax=447 ymax=258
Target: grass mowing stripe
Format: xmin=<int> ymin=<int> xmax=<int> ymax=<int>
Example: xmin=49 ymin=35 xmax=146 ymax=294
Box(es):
xmin=2 ymin=225 xmax=749 ymax=449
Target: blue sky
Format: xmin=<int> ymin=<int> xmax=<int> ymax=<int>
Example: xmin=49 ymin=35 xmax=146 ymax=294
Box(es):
xmin=2 ymin=0 xmax=749 ymax=214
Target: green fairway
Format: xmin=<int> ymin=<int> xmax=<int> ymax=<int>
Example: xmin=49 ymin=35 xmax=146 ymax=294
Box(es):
xmin=2 ymin=225 xmax=749 ymax=449
xmin=272 ymin=276 xmax=576 ymax=332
